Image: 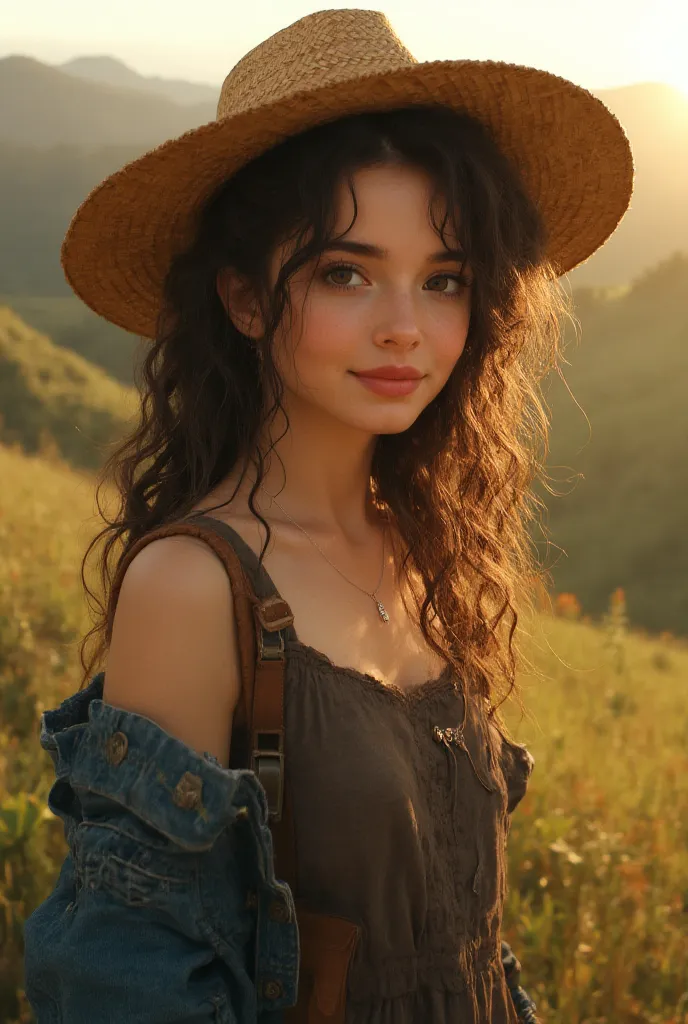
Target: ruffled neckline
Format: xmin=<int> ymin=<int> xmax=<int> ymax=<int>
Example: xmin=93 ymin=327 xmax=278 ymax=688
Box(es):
xmin=285 ymin=639 xmax=460 ymax=709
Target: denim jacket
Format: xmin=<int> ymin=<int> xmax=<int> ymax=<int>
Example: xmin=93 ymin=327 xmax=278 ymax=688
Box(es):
xmin=24 ymin=672 xmax=299 ymax=1023
xmin=24 ymin=673 xmax=538 ymax=1023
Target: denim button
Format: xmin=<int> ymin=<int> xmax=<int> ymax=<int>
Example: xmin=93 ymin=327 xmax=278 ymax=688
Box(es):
xmin=235 ymin=805 xmax=249 ymax=821
xmin=172 ymin=771 xmax=203 ymax=810
xmin=106 ymin=731 xmax=128 ymax=765
xmin=262 ymin=979 xmax=283 ymax=1000
xmin=268 ymin=898 xmax=291 ymax=923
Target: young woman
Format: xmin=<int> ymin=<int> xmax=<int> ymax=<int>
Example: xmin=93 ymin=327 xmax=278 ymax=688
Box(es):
xmin=23 ymin=9 xmax=633 ymax=1023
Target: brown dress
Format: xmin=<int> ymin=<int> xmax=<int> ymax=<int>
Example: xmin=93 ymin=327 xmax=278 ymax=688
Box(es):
xmin=207 ymin=517 xmax=535 ymax=1024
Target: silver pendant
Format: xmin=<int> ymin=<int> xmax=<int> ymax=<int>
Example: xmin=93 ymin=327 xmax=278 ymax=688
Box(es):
xmin=376 ymin=599 xmax=390 ymax=623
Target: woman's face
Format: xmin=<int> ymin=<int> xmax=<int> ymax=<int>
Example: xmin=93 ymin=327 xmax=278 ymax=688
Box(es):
xmin=225 ymin=162 xmax=472 ymax=436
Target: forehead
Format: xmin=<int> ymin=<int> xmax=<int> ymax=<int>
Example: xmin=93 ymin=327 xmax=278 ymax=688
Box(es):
xmin=331 ymin=163 xmax=460 ymax=242
xmin=270 ymin=161 xmax=463 ymax=274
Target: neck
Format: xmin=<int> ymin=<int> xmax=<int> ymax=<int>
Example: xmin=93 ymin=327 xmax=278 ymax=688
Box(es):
xmin=225 ymin=404 xmax=384 ymax=545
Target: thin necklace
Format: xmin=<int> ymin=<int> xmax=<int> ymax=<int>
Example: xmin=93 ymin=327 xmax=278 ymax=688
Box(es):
xmin=267 ymin=495 xmax=390 ymax=623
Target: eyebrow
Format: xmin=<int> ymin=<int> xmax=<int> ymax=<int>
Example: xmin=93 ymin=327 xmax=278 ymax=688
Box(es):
xmin=321 ymin=240 xmax=467 ymax=264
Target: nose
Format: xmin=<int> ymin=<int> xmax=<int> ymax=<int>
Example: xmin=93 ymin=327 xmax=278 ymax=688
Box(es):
xmin=371 ymin=292 xmax=423 ymax=349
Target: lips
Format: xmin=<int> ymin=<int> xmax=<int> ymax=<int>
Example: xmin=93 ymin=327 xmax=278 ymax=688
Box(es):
xmin=351 ymin=373 xmax=423 ymax=396
xmin=352 ymin=367 xmax=423 ymax=380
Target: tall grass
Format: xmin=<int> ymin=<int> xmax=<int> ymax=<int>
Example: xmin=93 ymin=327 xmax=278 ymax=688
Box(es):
xmin=1 ymin=440 xmax=686 ymax=1023
xmin=502 ymin=598 xmax=688 ymax=1022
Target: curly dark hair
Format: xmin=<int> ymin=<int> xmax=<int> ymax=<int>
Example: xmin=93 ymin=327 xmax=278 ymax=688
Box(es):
xmin=78 ymin=104 xmax=573 ymax=731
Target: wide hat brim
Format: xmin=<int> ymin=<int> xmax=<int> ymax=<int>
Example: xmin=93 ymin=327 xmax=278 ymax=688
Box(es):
xmin=61 ymin=57 xmax=634 ymax=340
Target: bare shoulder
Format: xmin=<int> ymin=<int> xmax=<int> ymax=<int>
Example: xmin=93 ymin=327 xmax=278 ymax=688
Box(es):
xmin=103 ymin=534 xmax=243 ymax=767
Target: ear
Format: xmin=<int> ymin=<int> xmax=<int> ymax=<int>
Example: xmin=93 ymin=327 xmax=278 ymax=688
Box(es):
xmin=216 ymin=267 xmax=265 ymax=339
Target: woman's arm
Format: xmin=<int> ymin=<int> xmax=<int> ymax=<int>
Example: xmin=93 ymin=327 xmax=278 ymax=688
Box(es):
xmin=23 ymin=537 xmax=298 ymax=1022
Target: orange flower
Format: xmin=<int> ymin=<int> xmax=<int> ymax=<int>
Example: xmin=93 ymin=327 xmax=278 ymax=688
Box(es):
xmin=618 ymin=861 xmax=649 ymax=902
xmin=554 ymin=592 xmax=581 ymax=619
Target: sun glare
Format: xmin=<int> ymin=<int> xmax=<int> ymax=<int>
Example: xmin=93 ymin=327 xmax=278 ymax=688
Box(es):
xmin=629 ymin=5 xmax=688 ymax=100
xmin=660 ymin=70 xmax=688 ymax=101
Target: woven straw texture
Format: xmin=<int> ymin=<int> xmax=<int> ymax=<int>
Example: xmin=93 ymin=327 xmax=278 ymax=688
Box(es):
xmin=60 ymin=9 xmax=634 ymax=339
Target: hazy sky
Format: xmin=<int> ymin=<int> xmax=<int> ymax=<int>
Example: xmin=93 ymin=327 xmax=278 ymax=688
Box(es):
xmin=4 ymin=0 xmax=686 ymax=95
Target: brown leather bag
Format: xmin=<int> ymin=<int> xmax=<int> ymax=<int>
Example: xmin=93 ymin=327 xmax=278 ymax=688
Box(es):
xmin=113 ymin=515 xmax=362 ymax=1023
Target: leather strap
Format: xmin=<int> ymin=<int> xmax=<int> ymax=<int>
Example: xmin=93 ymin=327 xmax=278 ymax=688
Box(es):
xmin=111 ymin=518 xmax=299 ymax=887
xmin=112 ymin=520 xmax=258 ymax=738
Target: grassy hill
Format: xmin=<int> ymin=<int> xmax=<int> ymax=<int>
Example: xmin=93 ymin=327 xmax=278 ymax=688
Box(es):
xmin=0 ymin=438 xmax=686 ymax=1021
xmin=0 ymin=305 xmax=138 ymax=469
xmin=538 ymin=253 xmax=688 ymax=637
xmin=0 ymin=294 xmax=141 ymax=384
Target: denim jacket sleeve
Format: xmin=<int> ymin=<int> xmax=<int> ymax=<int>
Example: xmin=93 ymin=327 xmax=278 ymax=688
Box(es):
xmin=23 ymin=672 xmax=299 ymax=1024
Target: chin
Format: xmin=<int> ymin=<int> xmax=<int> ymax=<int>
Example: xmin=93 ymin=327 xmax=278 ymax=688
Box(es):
xmin=349 ymin=411 xmax=423 ymax=436
xmin=375 ymin=418 xmax=420 ymax=435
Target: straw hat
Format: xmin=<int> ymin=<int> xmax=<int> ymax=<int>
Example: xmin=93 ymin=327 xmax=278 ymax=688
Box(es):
xmin=60 ymin=8 xmax=633 ymax=340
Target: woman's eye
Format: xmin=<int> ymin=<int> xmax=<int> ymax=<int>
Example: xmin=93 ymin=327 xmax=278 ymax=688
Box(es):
xmin=426 ymin=274 xmax=469 ymax=295
xmin=325 ymin=265 xmax=364 ymax=288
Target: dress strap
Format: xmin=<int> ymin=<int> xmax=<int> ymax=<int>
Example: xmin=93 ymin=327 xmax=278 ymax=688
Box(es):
xmin=185 ymin=514 xmax=298 ymax=643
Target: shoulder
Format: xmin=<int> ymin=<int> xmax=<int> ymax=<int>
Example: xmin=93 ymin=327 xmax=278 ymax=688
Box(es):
xmin=103 ymin=533 xmax=243 ymax=766
xmin=112 ymin=532 xmax=239 ymax=649
xmin=120 ymin=532 xmax=233 ymax=593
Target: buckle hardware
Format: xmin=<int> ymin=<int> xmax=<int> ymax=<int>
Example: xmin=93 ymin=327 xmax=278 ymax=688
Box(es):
xmin=255 ymin=595 xmax=294 ymax=632
xmin=251 ymin=746 xmax=285 ymax=821
xmin=258 ymin=628 xmax=285 ymax=661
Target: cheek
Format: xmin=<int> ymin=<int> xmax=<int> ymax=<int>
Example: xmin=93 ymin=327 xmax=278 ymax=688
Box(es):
xmin=279 ymin=291 xmax=356 ymax=373
xmin=434 ymin=301 xmax=472 ymax=371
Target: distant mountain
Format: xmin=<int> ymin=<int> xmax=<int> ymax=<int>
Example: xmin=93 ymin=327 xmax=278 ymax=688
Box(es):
xmin=0 ymin=306 xmax=138 ymax=470
xmin=0 ymin=141 xmax=147 ymax=298
xmin=59 ymin=55 xmax=219 ymax=108
xmin=0 ymin=53 xmax=686 ymax=289
xmin=0 ymin=55 xmax=215 ymax=147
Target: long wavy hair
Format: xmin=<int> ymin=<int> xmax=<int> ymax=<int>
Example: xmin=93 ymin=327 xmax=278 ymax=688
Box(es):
xmin=78 ymin=104 xmax=573 ymax=730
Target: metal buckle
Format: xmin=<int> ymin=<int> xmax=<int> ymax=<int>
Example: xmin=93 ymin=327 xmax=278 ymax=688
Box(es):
xmin=251 ymin=744 xmax=284 ymax=821
xmin=258 ymin=628 xmax=285 ymax=661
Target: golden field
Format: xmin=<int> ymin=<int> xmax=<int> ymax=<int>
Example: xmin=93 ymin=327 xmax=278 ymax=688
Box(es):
xmin=0 ymin=440 xmax=686 ymax=1024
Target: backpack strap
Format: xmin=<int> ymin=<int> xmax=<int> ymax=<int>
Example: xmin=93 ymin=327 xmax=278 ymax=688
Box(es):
xmin=111 ymin=519 xmax=294 ymax=832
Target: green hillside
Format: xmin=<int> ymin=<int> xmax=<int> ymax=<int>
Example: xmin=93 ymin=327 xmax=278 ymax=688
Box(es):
xmin=0 ymin=140 xmax=146 ymax=299
xmin=537 ymin=252 xmax=688 ymax=637
xmin=0 ymin=306 xmax=138 ymax=470
xmin=0 ymin=294 xmax=141 ymax=384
